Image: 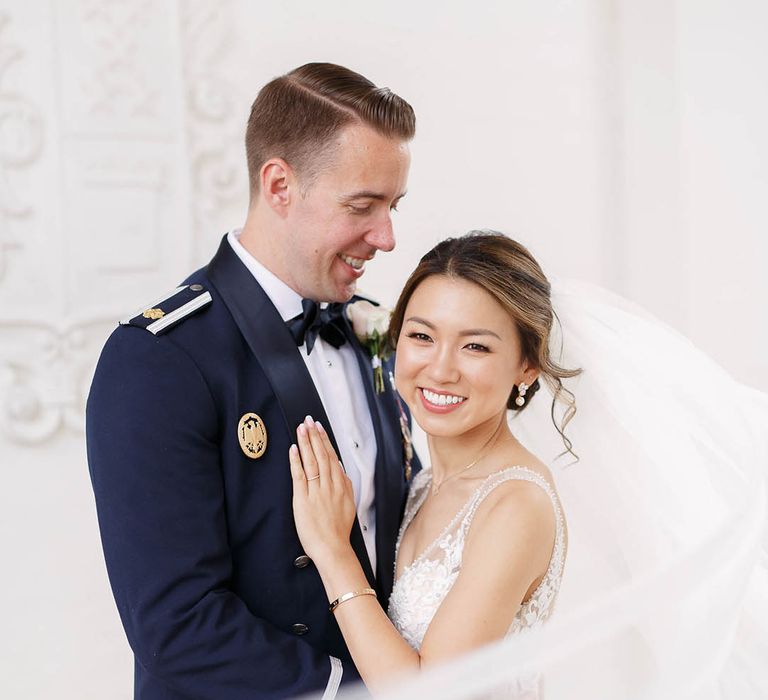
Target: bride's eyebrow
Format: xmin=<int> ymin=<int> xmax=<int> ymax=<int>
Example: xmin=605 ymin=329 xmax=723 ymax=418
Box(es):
xmin=458 ymin=328 xmax=501 ymax=340
xmin=404 ymin=317 xmax=501 ymax=340
xmin=404 ymin=316 xmax=434 ymax=328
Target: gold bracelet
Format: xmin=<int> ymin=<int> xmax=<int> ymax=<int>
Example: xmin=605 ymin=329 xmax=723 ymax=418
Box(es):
xmin=328 ymin=588 xmax=376 ymax=613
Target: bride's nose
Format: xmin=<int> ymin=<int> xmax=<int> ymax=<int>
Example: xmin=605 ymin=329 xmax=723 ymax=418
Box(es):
xmin=426 ymin=344 xmax=460 ymax=385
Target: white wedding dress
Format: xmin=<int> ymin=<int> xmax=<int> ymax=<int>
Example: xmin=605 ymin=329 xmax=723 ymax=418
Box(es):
xmin=387 ymin=466 xmax=566 ymax=698
xmin=388 ymin=466 xmax=566 ymax=650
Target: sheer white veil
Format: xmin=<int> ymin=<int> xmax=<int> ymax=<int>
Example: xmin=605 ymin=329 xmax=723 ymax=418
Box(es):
xmin=333 ymin=279 xmax=768 ymax=700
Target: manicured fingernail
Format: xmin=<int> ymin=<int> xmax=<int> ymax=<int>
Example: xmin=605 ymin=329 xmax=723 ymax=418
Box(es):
xmin=290 ymin=444 xmax=298 ymax=454
xmin=298 ymin=424 xmax=307 ymax=435
xmin=304 ymin=415 xmax=314 ymax=426
xmin=316 ymin=421 xmax=325 ymax=433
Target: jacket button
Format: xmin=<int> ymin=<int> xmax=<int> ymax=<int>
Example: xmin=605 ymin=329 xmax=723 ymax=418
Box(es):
xmin=291 ymin=623 xmax=309 ymax=636
xmin=293 ymin=555 xmax=312 ymax=569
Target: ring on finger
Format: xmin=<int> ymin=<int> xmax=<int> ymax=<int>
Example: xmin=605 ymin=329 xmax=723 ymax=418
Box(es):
xmin=306 ymin=474 xmax=321 ymax=482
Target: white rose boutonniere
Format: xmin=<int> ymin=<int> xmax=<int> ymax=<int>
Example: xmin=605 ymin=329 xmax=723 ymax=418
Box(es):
xmin=346 ymin=299 xmax=393 ymax=394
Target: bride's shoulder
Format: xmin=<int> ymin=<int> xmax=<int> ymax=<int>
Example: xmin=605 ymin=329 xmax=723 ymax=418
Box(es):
xmin=462 ymin=467 xmax=559 ymax=578
xmin=468 ymin=460 xmax=559 ymax=547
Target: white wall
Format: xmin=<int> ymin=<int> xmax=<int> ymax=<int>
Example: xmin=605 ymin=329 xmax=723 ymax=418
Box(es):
xmin=0 ymin=1 xmax=766 ymax=697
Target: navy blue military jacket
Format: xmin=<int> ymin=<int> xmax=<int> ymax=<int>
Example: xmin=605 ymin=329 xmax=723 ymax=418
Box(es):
xmin=87 ymin=236 xmax=419 ymax=699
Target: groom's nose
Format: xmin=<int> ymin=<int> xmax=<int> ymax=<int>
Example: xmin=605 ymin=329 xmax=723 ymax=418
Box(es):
xmin=365 ymin=213 xmax=395 ymax=252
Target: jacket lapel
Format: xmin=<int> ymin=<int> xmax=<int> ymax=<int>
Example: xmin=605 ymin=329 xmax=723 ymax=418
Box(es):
xmin=206 ymin=236 xmax=376 ymax=585
xmin=343 ymin=315 xmax=406 ymax=602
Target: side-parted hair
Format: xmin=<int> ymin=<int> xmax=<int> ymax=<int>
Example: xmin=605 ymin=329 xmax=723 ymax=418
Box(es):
xmin=245 ymin=62 xmax=416 ymax=195
xmin=390 ymin=231 xmax=583 ymax=458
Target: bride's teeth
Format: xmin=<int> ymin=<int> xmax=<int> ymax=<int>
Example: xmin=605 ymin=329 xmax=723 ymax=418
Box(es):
xmin=422 ymin=389 xmax=464 ymax=406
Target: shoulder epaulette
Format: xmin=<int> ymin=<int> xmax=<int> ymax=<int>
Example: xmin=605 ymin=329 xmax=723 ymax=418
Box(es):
xmin=120 ymin=284 xmax=212 ymax=335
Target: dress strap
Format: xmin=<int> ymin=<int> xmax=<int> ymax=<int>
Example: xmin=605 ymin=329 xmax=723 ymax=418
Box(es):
xmin=459 ymin=466 xmax=563 ymax=541
xmin=396 ymin=470 xmax=433 ymax=547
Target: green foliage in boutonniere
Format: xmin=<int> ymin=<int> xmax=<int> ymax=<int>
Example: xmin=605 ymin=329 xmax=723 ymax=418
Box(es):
xmin=346 ymin=299 xmax=393 ymax=393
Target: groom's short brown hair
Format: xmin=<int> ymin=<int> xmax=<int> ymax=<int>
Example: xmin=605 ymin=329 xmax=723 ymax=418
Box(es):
xmin=245 ymin=62 xmax=415 ymax=195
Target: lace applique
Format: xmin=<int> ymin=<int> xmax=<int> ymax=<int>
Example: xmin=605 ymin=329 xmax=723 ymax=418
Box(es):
xmin=387 ymin=467 xmax=566 ymax=652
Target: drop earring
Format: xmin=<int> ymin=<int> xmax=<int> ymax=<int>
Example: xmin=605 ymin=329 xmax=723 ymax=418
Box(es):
xmin=515 ymin=382 xmax=529 ymax=407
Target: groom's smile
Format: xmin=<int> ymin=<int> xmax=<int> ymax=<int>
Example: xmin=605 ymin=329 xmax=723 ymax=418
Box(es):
xmin=281 ymin=123 xmax=411 ymax=303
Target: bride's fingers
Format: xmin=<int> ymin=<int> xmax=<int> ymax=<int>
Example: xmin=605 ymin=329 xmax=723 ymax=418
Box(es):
xmin=315 ymin=421 xmax=347 ymax=482
xmin=288 ymin=444 xmax=307 ymax=496
xmin=305 ymin=417 xmax=333 ymax=486
xmin=296 ymin=423 xmax=319 ymax=481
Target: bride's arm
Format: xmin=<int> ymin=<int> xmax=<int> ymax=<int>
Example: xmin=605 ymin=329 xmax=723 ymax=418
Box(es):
xmin=289 ymin=418 xmax=554 ymax=692
xmin=289 ymin=418 xmax=420 ymax=692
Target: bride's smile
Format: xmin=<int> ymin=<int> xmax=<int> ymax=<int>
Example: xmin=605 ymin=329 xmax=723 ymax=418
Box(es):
xmin=394 ymin=274 xmax=535 ymax=446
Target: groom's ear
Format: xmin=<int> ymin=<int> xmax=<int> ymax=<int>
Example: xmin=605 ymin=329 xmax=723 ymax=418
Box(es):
xmin=260 ymin=158 xmax=292 ymax=215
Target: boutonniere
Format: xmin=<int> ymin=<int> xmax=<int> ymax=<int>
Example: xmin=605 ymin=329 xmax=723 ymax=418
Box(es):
xmin=346 ymin=299 xmax=393 ymax=394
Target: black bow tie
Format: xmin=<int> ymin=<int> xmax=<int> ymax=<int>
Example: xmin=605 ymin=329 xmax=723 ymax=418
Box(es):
xmin=286 ymin=299 xmax=349 ymax=354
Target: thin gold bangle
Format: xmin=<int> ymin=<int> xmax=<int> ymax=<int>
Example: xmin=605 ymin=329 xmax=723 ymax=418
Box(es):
xmin=328 ymin=588 xmax=376 ymax=613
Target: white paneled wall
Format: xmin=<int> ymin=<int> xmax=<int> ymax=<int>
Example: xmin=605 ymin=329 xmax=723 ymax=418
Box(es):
xmin=0 ymin=1 xmax=765 ymax=697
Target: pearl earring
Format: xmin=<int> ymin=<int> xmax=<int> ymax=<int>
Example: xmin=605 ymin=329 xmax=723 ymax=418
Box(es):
xmin=515 ymin=382 xmax=529 ymax=407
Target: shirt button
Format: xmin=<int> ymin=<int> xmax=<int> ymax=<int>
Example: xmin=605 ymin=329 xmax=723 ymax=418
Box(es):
xmin=353 ymin=440 xmax=359 ymax=449
xmin=291 ymin=623 xmax=309 ymax=636
xmin=362 ymin=524 xmax=368 ymax=532
xmin=293 ymin=555 xmax=312 ymax=569
xmin=326 ymin=360 xmax=333 ymax=367
xmin=189 ymin=284 xmax=204 ymax=292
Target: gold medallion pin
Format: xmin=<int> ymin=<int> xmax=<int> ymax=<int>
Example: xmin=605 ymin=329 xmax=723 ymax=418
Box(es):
xmin=237 ymin=413 xmax=268 ymax=459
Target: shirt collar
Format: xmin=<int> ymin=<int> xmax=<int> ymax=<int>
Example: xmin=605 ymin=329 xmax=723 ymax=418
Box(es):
xmin=227 ymin=229 xmax=303 ymax=322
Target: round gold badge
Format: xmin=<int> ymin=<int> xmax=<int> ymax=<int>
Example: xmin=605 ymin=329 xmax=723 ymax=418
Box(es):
xmin=237 ymin=412 xmax=268 ymax=459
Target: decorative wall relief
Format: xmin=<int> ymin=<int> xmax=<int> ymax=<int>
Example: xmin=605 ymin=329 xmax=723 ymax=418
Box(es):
xmin=67 ymin=150 xmax=169 ymax=276
xmin=78 ymin=0 xmax=156 ymax=119
xmin=0 ymin=320 xmax=111 ymax=444
xmin=0 ymin=12 xmax=44 ymax=281
xmin=0 ymin=2 xmax=192 ymax=443
xmin=178 ymin=0 xmax=247 ymax=255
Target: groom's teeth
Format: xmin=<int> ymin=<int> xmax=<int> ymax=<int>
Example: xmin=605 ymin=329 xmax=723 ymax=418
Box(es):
xmin=422 ymin=388 xmax=465 ymax=407
xmin=341 ymin=254 xmax=365 ymax=270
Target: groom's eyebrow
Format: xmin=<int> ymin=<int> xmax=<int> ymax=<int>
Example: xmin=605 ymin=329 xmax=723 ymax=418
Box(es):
xmin=340 ymin=190 xmax=407 ymax=202
xmin=405 ymin=317 xmax=502 ymax=340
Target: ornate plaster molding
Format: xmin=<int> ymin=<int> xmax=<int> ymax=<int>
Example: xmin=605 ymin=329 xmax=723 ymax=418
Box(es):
xmin=177 ymin=0 xmax=247 ymax=248
xmin=0 ymin=12 xmax=44 ymax=280
xmin=0 ymin=319 xmax=113 ymax=444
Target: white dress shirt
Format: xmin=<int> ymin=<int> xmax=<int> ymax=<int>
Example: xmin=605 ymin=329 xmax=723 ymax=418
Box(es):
xmin=228 ymin=230 xmax=378 ymax=572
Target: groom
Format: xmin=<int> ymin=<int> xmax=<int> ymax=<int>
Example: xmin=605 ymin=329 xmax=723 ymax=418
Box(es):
xmin=87 ymin=63 xmax=418 ymax=699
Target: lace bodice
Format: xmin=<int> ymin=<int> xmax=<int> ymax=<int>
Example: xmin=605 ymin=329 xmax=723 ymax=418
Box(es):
xmin=387 ymin=466 xmax=566 ymax=652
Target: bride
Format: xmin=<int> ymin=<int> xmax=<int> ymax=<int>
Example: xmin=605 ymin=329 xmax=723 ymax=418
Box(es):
xmin=289 ymin=231 xmax=580 ymax=694
xmin=291 ymin=230 xmax=768 ymax=699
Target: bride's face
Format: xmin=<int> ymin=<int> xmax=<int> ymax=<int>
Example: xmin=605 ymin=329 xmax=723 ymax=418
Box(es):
xmin=395 ymin=274 xmax=533 ymax=438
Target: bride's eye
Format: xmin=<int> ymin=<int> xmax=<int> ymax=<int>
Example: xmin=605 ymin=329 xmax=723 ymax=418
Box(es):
xmin=465 ymin=342 xmax=490 ymax=353
xmin=407 ymin=332 xmax=432 ymax=343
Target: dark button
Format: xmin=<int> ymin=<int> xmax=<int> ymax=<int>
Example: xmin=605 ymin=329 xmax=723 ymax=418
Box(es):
xmin=189 ymin=284 xmax=204 ymax=292
xmin=362 ymin=524 xmax=368 ymax=532
xmin=293 ymin=555 xmax=312 ymax=569
xmin=291 ymin=623 xmax=309 ymax=636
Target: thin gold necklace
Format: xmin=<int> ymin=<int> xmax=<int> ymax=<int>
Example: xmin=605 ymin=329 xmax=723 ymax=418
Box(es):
xmin=431 ymin=432 xmax=515 ymax=496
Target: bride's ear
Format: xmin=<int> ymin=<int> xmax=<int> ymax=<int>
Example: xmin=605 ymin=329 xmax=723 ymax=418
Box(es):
xmin=519 ymin=360 xmax=539 ymax=386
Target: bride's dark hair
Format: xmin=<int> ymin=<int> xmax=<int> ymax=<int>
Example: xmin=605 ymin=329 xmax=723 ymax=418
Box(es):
xmin=389 ymin=230 xmax=582 ymax=457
